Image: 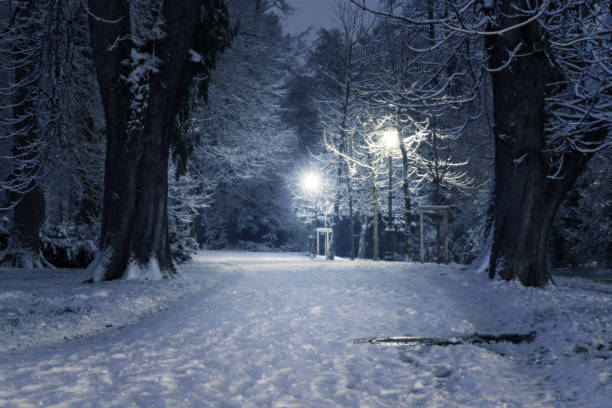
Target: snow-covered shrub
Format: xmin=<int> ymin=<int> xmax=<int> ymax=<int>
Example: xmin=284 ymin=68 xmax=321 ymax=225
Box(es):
xmin=448 ymin=191 xmax=490 ymax=264
xmin=169 ymin=227 xmax=199 ymax=264
xmin=40 ymin=221 xmax=97 ymax=268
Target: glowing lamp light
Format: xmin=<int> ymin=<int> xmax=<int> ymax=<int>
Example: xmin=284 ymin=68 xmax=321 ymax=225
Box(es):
xmin=302 ymin=171 xmax=321 ymax=194
xmin=383 ymin=128 xmax=399 ymax=150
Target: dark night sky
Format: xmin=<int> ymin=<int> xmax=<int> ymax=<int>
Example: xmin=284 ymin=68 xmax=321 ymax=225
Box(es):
xmin=283 ymin=0 xmax=337 ymax=39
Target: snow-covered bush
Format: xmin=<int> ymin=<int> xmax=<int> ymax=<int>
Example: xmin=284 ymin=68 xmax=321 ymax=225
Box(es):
xmin=169 ymin=227 xmax=199 ymax=264
xmin=40 ymin=221 xmax=97 ymax=268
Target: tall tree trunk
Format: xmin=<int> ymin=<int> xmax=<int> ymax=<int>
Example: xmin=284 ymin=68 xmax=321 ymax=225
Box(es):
xmin=486 ymin=0 xmax=605 ymax=287
xmin=431 ymin=118 xmax=442 ymax=264
xmin=329 ymin=40 xmax=354 ymax=260
xmin=372 ymin=172 xmax=379 ymax=261
xmin=327 ymin=159 xmax=341 ymax=260
xmin=347 ymin=173 xmax=355 ymax=260
xmin=399 ymin=139 xmax=411 ymax=261
xmin=427 ymin=1 xmax=442 ymax=264
xmin=3 ymin=0 xmax=46 ymax=268
xmin=357 ymin=213 xmax=367 ymax=259
xmin=86 ymin=0 xmax=229 ymax=281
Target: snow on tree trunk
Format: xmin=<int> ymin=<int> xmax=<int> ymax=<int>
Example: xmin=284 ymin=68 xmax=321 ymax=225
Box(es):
xmin=86 ymin=0 xmax=230 ymax=281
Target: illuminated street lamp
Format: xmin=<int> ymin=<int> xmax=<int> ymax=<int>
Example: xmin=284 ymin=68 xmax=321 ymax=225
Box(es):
xmin=301 ymin=170 xmax=321 ymax=258
xmin=302 ymin=171 xmax=321 ymax=194
xmin=383 ymin=128 xmax=399 ymax=261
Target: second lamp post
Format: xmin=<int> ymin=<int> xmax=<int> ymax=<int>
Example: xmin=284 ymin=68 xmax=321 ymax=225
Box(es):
xmin=383 ymin=128 xmax=399 ymax=261
xmin=302 ymin=171 xmax=321 ymax=258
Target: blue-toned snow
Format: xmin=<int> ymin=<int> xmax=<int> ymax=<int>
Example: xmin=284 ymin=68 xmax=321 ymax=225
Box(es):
xmin=0 ymin=251 xmax=610 ymax=407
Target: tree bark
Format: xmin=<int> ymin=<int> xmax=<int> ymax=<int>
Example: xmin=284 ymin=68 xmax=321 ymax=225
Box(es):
xmin=486 ymin=0 xmax=605 ymax=287
xmin=87 ymin=0 xmax=229 ymax=280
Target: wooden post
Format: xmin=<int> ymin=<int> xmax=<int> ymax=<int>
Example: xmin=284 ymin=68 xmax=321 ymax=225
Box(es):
xmin=316 ymin=230 xmax=320 ymax=256
xmin=419 ymin=209 xmax=424 ymax=264
xmin=444 ymin=210 xmax=449 ymax=264
xmin=419 ymin=206 xmax=453 ymax=264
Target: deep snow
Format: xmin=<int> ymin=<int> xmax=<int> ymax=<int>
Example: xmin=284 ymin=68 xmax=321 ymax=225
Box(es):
xmin=0 ymin=251 xmax=610 ymax=407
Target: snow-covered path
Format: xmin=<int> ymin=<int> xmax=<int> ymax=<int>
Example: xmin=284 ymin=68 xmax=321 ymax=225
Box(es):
xmin=1 ymin=251 xmax=610 ymax=407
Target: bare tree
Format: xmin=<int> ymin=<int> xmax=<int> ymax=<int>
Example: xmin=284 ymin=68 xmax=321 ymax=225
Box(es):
xmin=188 ymin=0 xmax=298 ymax=250
xmin=313 ymin=0 xmax=372 ymax=260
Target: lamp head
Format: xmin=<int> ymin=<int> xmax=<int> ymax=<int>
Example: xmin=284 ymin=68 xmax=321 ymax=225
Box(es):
xmin=383 ymin=128 xmax=399 ymax=150
xmin=302 ymin=171 xmax=321 ymax=194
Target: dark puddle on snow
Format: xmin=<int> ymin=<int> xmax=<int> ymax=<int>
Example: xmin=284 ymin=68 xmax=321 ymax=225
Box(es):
xmin=353 ymin=332 xmax=536 ymax=346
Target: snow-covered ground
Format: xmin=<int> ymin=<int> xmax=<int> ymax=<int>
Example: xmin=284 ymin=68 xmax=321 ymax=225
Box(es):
xmin=0 ymin=251 xmax=610 ymax=407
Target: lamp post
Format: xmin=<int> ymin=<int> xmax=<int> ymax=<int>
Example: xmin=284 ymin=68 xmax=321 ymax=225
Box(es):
xmin=383 ymin=128 xmax=399 ymax=261
xmin=302 ymin=171 xmax=321 ymax=258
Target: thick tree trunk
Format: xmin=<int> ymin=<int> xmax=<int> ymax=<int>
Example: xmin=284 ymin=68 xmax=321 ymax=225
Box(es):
xmin=486 ymin=1 xmax=604 ymax=286
xmin=86 ymin=0 xmax=229 ymax=280
xmin=487 ymin=11 xmax=556 ymax=286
